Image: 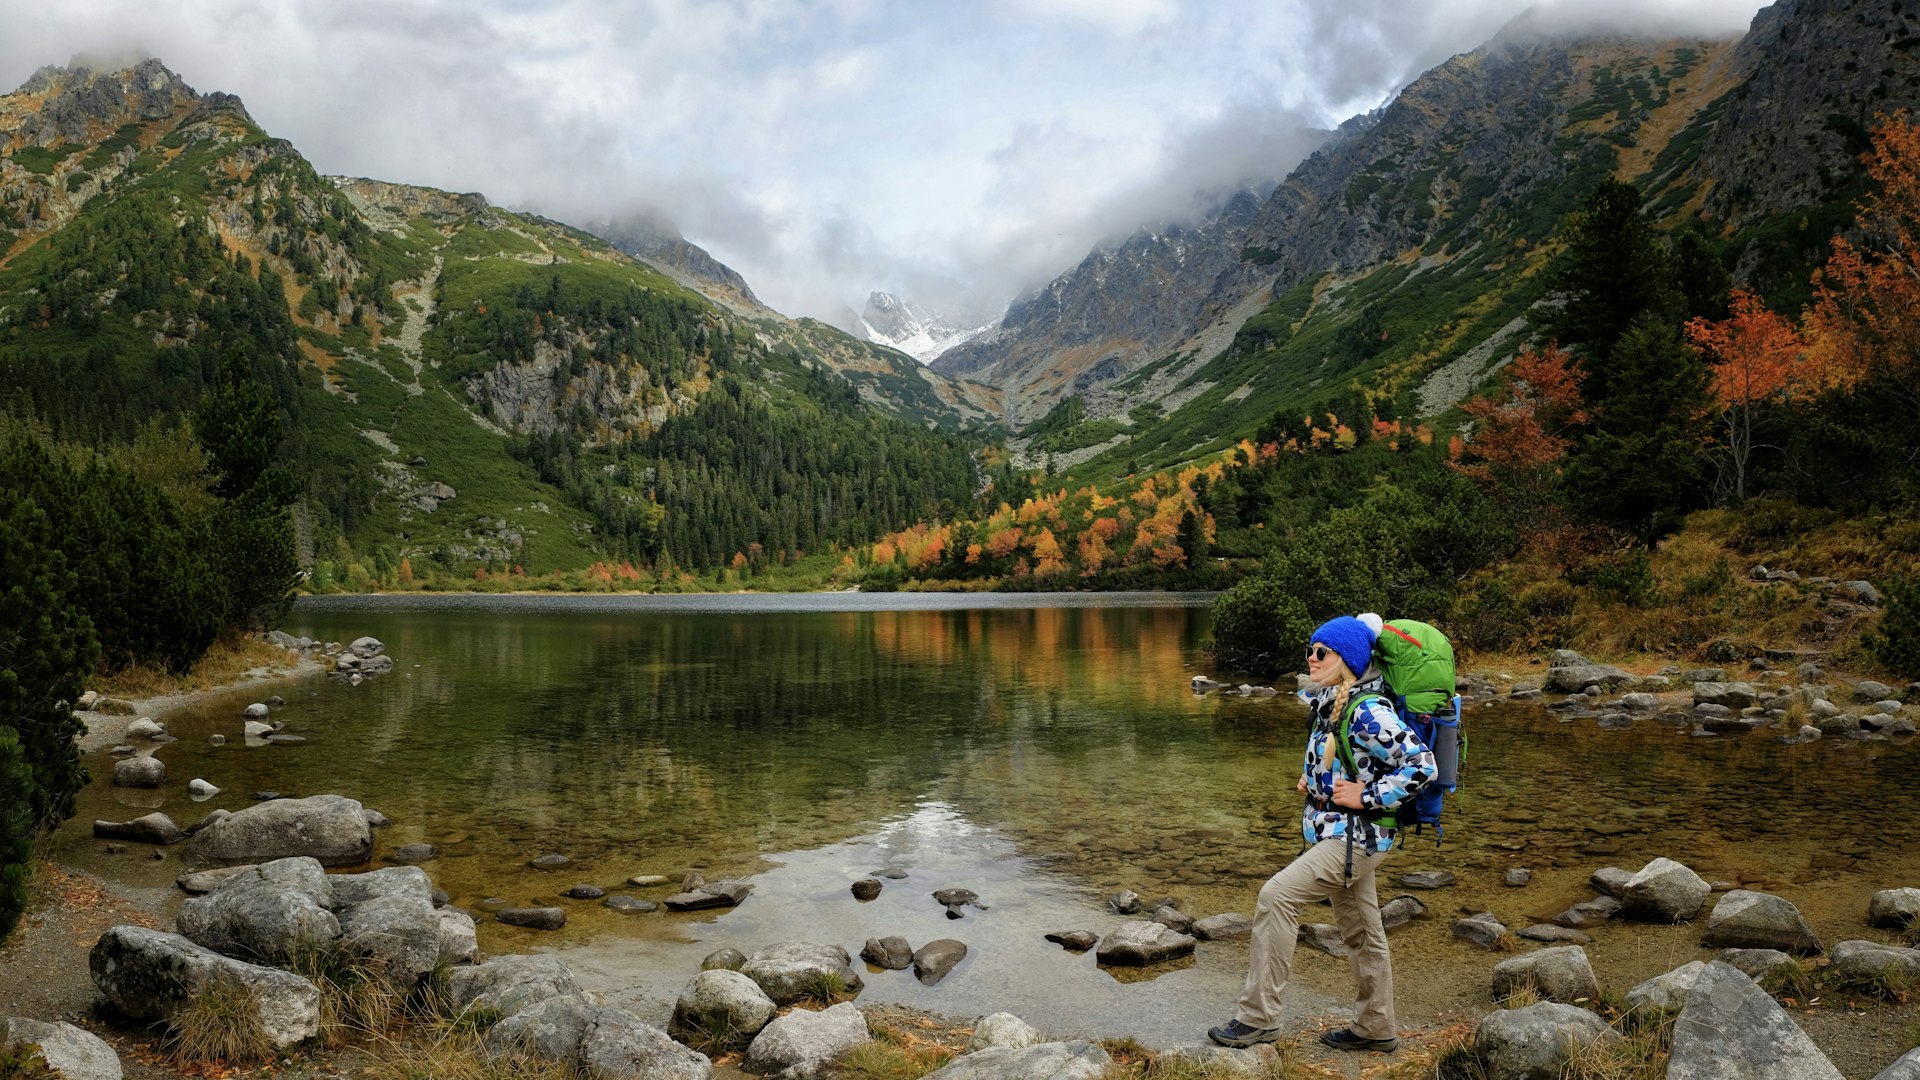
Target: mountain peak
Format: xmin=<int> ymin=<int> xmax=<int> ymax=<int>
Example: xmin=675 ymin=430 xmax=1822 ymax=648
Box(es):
xmin=856 ymin=292 xmax=990 ymax=364
xmin=4 ymin=57 xmax=208 ymax=149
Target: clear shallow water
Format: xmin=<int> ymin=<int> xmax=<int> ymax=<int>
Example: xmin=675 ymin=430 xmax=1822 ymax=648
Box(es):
xmin=57 ymin=594 xmax=1920 ymax=1046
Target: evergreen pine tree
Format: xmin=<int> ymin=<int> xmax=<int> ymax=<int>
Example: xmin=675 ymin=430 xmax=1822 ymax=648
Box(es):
xmin=0 ymin=493 xmax=98 ymax=939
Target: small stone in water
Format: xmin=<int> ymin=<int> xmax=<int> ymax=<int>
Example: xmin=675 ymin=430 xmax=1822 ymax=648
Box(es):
xmin=562 ymin=884 xmax=605 ymax=899
xmin=1108 ymin=890 xmax=1141 ymax=914
xmin=497 ymin=907 xmax=566 ymax=930
xmin=873 ymin=867 xmax=910 ymax=879
xmin=702 ymin=947 xmax=747 ymax=970
xmin=529 ymin=854 xmax=570 ymax=871
xmin=266 ymin=733 xmax=305 ymax=744
xmin=851 ymin=879 xmax=882 ymax=901
xmin=476 ymin=897 xmax=512 ymax=911
xmin=626 ymin=874 xmax=669 ymax=887
xmin=1045 ymin=930 xmax=1099 ymax=951
xmin=208 ymin=734 xmax=226 ymax=746
xmin=604 ymin=895 xmax=657 ymax=913
xmin=389 ymin=843 xmax=437 ymax=865
xmin=1505 ymin=869 xmax=1533 ymax=887
xmin=252 ymin=791 xmax=280 ymax=801
xmin=1402 ymin=871 xmax=1456 ymax=889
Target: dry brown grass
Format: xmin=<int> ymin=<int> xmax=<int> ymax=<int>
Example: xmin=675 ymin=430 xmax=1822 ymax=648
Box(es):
xmin=835 ymin=1006 xmax=973 ymax=1080
xmin=359 ymin=1027 xmax=576 ymax=1080
xmin=1452 ymin=507 xmax=1910 ymax=666
xmin=163 ymin=980 xmax=273 ymax=1065
xmin=93 ymin=635 xmax=301 ymax=699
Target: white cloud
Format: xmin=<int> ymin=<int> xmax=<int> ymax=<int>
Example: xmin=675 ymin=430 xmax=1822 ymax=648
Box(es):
xmin=0 ymin=0 xmax=1771 ymax=325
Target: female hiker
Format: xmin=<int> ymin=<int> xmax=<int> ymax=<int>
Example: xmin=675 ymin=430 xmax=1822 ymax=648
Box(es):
xmin=1207 ymin=614 xmax=1437 ymax=1054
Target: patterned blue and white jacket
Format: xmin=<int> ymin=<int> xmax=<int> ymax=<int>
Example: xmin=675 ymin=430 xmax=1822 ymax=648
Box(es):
xmin=1298 ymin=671 xmax=1438 ymax=853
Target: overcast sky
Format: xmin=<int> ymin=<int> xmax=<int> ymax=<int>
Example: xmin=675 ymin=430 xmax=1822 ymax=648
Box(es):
xmin=1 ymin=0 xmax=1769 ymax=325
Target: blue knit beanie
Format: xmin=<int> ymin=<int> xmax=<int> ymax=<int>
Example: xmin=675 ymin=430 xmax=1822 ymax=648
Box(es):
xmin=1310 ymin=615 xmax=1377 ymax=677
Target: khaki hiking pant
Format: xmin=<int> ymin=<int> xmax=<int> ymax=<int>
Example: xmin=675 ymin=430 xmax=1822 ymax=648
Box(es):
xmin=1236 ymin=837 xmax=1396 ymax=1040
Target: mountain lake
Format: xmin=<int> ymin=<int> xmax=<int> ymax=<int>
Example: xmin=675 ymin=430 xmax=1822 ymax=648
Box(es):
xmin=54 ymin=593 xmax=1920 ymax=1046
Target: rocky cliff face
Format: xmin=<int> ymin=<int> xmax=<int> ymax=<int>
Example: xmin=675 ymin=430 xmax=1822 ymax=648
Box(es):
xmin=588 ymin=211 xmax=762 ymax=310
xmin=1 ymin=59 xmax=202 ymax=148
xmin=1694 ymin=0 xmax=1920 ymax=230
xmin=932 ymin=187 xmax=1272 ymax=420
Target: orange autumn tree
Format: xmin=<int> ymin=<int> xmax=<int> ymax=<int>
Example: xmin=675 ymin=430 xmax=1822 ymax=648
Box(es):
xmin=1684 ymin=287 xmax=1810 ymax=503
xmin=1809 ymin=112 xmax=1920 ymax=419
xmin=1451 ymin=341 xmax=1586 ymax=486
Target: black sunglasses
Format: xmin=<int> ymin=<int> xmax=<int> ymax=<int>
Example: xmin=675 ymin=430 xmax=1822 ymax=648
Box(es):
xmin=1306 ymin=645 xmax=1331 ymax=663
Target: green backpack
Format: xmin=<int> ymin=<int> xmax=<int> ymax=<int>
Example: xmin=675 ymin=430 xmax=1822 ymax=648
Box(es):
xmin=1334 ymin=619 xmax=1462 ymax=839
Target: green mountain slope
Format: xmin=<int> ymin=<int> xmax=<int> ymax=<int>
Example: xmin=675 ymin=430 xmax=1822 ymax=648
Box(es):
xmin=0 ymin=61 xmax=1001 ymax=578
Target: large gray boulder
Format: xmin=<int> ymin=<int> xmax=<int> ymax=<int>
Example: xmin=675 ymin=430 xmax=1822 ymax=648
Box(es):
xmin=1473 ymin=1002 xmax=1619 ymax=1080
xmin=921 ymin=1041 xmax=1113 ymax=1079
xmin=176 ymin=857 xmax=340 ymax=965
xmin=488 ymin=993 xmax=596 ymax=1063
xmin=1693 ymin=682 xmax=1758 ymax=709
xmin=329 ymin=865 xmax=432 ymax=906
xmin=447 ymin=954 xmax=581 ymax=1018
xmin=1623 ymin=960 xmax=1710 ymax=1014
xmin=668 ymin=969 xmax=776 ymax=1043
xmin=739 ymin=943 xmax=864 ymax=1007
xmin=348 ymin=636 xmax=385 ymax=659
xmin=966 ymin=1013 xmax=1041 ymax=1051
xmin=1666 ymin=961 xmax=1842 ymax=1079
xmin=579 ymin=1006 xmax=712 ymax=1080
xmin=1830 ymin=940 xmax=1920 ymax=983
xmin=0 ymin=1016 xmax=123 ymax=1080
xmin=1094 ymin=920 xmax=1195 ymax=966
xmin=92 ymin=813 xmax=185 ymax=845
xmin=743 ymin=1001 xmax=870 ymax=1079
xmin=1874 ymin=1048 xmax=1920 ymax=1080
xmin=491 ymin=994 xmax=710 ymax=1080
xmin=1869 ymin=888 xmax=1920 ymax=929
xmin=185 ymin=794 xmax=373 ymax=867
xmin=1491 ymin=946 xmax=1599 ymax=1003
xmin=88 ymin=926 xmax=322 ymax=1049
xmin=1699 ymin=890 xmax=1822 ymax=954
xmin=1621 ymin=858 xmax=1710 ymax=921
xmin=338 ymin=892 xmax=441 ymax=981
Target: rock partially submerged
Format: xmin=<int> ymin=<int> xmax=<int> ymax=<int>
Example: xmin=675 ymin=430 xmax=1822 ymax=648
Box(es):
xmin=664 ymin=881 xmax=752 ymax=911
xmin=1621 ymin=858 xmax=1710 ymax=922
xmin=185 ymin=794 xmax=373 ymax=867
xmin=739 ymin=943 xmax=864 ymax=1006
xmin=93 ymin=813 xmax=184 ymax=845
xmin=1095 ymin=921 xmax=1195 ymax=966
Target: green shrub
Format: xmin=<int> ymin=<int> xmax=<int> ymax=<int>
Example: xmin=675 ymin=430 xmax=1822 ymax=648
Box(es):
xmin=0 ymin=491 xmax=97 ymax=941
xmin=1864 ymin=575 xmax=1920 ymax=681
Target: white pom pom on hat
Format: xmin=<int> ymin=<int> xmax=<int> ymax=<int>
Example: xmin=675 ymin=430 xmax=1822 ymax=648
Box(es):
xmin=1356 ymin=612 xmax=1383 ymax=637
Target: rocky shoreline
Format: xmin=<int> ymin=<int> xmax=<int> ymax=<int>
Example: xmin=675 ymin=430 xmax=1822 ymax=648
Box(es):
xmin=9 ymin=635 xmax=1920 ymax=1079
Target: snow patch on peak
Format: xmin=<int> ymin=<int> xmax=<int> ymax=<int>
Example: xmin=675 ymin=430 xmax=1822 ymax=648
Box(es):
xmin=855 ymin=291 xmax=995 ymax=364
